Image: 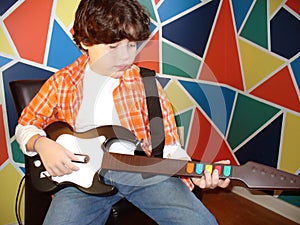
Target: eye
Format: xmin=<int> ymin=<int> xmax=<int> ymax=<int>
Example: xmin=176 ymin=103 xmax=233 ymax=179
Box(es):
xmin=109 ymin=43 xmax=119 ymax=49
xmin=128 ymin=42 xmax=137 ymax=48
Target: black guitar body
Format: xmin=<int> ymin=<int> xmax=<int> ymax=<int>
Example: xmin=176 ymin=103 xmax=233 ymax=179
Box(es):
xmin=28 ymin=154 xmax=118 ymax=196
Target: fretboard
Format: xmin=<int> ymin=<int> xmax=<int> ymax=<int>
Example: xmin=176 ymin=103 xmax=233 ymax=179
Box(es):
xmin=101 ymin=152 xmax=300 ymax=190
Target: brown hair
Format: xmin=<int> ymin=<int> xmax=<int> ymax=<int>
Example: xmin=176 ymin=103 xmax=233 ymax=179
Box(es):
xmin=73 ymin=0 xmax=150 ymax=50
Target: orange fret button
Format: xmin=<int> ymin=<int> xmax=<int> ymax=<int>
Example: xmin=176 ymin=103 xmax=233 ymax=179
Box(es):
xmin=186 ymin=162 xmax=195 ymax=174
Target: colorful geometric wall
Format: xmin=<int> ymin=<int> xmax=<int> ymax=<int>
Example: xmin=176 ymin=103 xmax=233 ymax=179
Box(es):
xmin=0 ymin=0 xmax=299 ymax=224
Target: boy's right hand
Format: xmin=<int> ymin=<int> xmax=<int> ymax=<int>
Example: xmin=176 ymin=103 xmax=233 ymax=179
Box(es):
xmin=34 ymin=137 xmax=80 ymax=177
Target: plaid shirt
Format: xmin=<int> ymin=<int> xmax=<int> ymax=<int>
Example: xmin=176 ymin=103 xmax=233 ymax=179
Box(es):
xmin=18 ymin=53 xmax=194 ymax=190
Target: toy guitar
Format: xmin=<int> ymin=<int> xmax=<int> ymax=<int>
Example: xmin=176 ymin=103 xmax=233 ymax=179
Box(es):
xmin=28 ymin=122 xmax=300 ymax=196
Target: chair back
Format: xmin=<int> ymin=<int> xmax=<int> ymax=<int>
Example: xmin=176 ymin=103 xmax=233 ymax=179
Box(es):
xmin=9 ymin=79 xmax=51 ymax=225
xmin=9 ymin=80 xmax=46 ymax=116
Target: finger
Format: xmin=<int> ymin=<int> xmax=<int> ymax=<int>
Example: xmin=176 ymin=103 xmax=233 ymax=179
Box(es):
xmin=215 ymin=160 xmax=230 ymax=164
xmin=218 ymin=178 xmax=230 ymax=188
xmin=199 ymin=176 xmax=207 ymax=189
xmin=191 ymin=178 xmax=201 ymax=187
xmin=203 ymin=169 xmax=213 ymax=188
xmin=208 ymin=169 xmax=220 ymax=189
xmin=56 ymin=162 xmax=74 ymax=176
xmin=64 ymin=161 xmax=79 ymax=171
xmin=64 ymin=151 xmax=80 ymax=171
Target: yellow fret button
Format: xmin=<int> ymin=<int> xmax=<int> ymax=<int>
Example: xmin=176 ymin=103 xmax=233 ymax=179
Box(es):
xmin=205 ymin=164 xmax=213 ymax=173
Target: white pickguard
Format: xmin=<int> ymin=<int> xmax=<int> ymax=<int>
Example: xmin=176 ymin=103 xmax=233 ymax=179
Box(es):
xmin=42 ymin=134 xmax=105 ymax=188
xmin=40 ymin=134 xmax=136 ymax=189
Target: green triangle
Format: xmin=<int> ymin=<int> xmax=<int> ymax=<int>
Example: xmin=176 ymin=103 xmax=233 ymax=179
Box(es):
xmin=228 ymin=93 xmax=280 ymax=149
xmin=11 ymin=140 xmax=24 ymax=164
xmin=175 ymin=109 xmax=193 ymax=149
xmin=278 ymin=191 xmax=300 ymax=207
xmin=240 ymin=0 xmax=268 ymax=49
xmin=162 ymin=41 xmax=201 ymax=79
xmin=138 ymin=0 xmax=157 ymax=22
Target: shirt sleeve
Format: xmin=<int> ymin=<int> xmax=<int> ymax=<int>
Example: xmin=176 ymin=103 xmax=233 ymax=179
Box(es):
xmin=15 ymin=124 xmax=46 ymax=156
xmin=163 ymin=143 xmax=191 ymax=160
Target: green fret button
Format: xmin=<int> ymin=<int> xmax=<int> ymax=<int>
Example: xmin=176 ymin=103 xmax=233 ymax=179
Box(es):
xmin=223 ymin=165 xmax=231 ymax=177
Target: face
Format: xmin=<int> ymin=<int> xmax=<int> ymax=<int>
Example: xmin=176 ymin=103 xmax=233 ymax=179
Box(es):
xmin=82 ymin=39 xmax=137 ymax=78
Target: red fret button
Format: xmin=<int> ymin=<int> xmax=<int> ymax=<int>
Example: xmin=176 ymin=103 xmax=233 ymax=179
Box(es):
xmin=214 ymin=165 xmax=222 ymax=176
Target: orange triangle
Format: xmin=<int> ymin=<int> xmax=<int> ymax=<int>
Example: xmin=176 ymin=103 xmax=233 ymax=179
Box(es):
xmin=4 ymin=0 xmax=53 ymax=64
xmin=200 ymin=0 xmax=244 ymax=91
xmin=135 ymin=31 xmax=160 ymax=72
xmin=251 ymin=66 xmax=300 ymax=113
xmin=187 ymin=108 xmax=236 ymax=164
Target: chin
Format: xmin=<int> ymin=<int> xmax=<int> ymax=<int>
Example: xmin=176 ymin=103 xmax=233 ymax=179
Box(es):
xmin=111 ymin=71 xmax=124 ymax=78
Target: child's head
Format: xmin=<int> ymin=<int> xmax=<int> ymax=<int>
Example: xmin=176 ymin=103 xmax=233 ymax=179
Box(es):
xmin=73 ymin=0 xmax=150 ymax=51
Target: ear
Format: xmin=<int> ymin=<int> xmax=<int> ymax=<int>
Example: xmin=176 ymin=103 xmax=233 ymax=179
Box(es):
xmin=80 ymin=42 xmax=88 ymax=50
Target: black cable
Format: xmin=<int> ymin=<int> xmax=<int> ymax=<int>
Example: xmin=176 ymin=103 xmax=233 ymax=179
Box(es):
xmin=15 ymin=175 xmax=25 ymax=225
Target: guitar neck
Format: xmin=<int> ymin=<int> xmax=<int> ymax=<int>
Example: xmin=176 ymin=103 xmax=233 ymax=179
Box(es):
xmin=102 ymin=152 xmax=300 ymax=190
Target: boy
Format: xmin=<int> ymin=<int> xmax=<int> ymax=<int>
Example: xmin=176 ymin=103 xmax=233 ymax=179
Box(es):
xmin=16 ymin=0 xmax=230 ymax=224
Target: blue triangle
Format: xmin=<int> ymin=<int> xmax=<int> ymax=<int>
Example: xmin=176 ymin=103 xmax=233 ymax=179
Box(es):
xmin=235 ymin=115 xmax=283 ymax=168
xmin=179 ymin=80 xmax=235 ymax=135
xmin=291 ymin=56 xmax=300 ymax=93
xmin=232 ymin=0 xmax=254 ymax=32
xmin=0 ymin=56 xmax=12 ymax=67
xmin=0 ymin=0 xmax=18 ymax=16
xmin=158 ymin=0 xmax=202 ymax=22
xmin=47 ymin=20 xmax=82 ymax=69
xmin=271 ymin=8 xmax=300 ymax=59
xmin=162 ymin=0 xmax=220 ymax=57
xmin=157 ymin=77 xmax=170 ymax=88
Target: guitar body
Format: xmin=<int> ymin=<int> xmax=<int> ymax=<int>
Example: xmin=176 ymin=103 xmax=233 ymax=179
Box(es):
xmin=28 ymin=134 xmax=119 ymax=195
xmin=28 ymin=122 xmax=141 ymax=196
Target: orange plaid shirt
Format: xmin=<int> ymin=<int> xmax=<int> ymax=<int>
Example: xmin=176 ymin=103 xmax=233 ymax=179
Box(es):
xmin=18 ymin=53 xmax=194 ymax=190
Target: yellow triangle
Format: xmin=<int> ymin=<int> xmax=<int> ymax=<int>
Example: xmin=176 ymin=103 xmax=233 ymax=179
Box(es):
xmin=270 ymin=0 xmax=284 ymax=16
xmin=280 ymin=113 xmax=300 ymax=174
xmin=164 ymin=80 xmax=194 ymax=113
xmin=56 ymin=0 xmax=81 ymax=27
xmin=0 ymin=27 xmax=15 ymax=56
xmin=238 ymin=38 xmax=285 ymax=91
xmin=0 ymin=163 xmax=24 ymax=224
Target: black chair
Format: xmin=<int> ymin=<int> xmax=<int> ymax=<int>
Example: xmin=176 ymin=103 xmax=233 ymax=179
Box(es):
xmin=10 ymin=79 xmax=202 ymax=225
xmin=9 ymin=79 xmax=158 ymax=225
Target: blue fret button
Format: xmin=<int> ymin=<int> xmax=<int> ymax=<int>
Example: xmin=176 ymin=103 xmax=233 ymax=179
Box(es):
xmin=223 ymin=165 xmax=231 ymax=177
xmin=195 ymin=164 xmax=204 ymax=174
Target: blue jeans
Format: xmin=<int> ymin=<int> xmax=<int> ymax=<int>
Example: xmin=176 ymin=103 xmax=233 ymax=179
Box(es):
xmin=43 ymin=171 xmax=218 ymax=225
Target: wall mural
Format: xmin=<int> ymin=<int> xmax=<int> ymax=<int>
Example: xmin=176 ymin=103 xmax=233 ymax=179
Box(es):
xmin=0 ymin=0 xmax=299 ymax=224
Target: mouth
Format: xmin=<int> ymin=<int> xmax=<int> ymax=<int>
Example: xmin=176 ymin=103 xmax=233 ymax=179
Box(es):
xmin=115 ymin=64 xmax=130 ymax=71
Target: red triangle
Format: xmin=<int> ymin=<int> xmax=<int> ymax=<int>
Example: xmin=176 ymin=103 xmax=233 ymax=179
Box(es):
xmin=251 ymin=66 xmax=300 ymax=113
xmin=135 ymin=31 xmax=160 ymax=72
xmin=286 ymin=0 xmax=300 ymax=15
xmin=187 ymin=108 xmax=237 ymax=164
xmin=200 ymin=0 xmax=244 ymax=91
xmin=4 ymin=0 xmax=54 ymax=64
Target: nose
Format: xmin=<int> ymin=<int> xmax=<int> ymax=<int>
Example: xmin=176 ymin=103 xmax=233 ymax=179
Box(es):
xmin=118 ymin=44 xmax=131 ymax=61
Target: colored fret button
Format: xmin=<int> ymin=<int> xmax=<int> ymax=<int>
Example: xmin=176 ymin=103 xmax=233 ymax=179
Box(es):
xmin=195 ymin=163 xmax=204 ymax=174
xmin=223 ymin=165 xmax=231 ymax=177
xmin=186 ymin=162 xmax=195 ymax=174
xmin=205 ymin=164 xmax=213 ymax=173
xmin=214 ymin=165 xmax=222 ymax=176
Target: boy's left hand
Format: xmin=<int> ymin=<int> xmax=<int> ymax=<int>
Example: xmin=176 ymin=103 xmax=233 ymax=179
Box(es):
xmin=191 ymin=160 xmax=231 ymax=189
